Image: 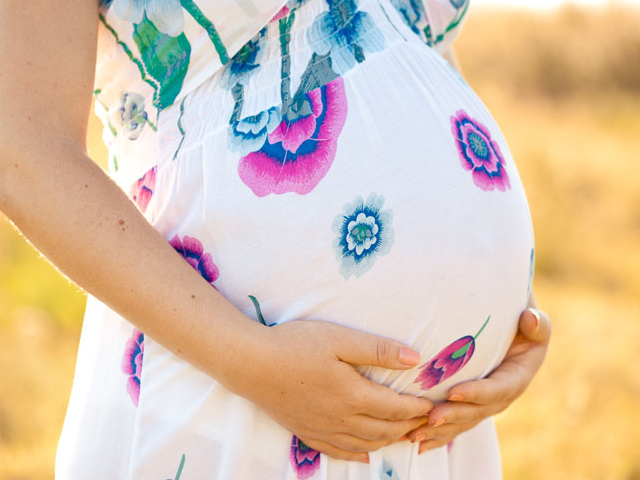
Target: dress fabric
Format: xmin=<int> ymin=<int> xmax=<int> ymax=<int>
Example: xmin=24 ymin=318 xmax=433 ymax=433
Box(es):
xmin=56 ymin=0 xmax=535 ymax=479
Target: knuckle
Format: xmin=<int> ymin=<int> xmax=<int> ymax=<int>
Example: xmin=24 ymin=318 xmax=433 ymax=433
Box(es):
xmin=376 ymin=340 xmax=392 ymax=365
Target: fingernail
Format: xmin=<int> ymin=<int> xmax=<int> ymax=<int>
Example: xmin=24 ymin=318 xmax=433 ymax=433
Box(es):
xmin=414 ymin=434 xmax=426 ymax=443
xmin=399 ymin=347 xmax=420 ymax=366
xmin=528 ymin=308 xmax=541 ymax=329
xmin=418 ymin=442 xmax=430 ymax=454
xmin=448 ymin=393 xmax=464 ymax=402
xmin=360 ymin=454 xmax=370 ymax=464
xmin=432 ymin=418 xmax=446 ymax=427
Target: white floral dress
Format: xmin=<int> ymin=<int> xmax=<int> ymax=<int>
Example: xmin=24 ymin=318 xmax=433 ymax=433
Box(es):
xmin=56 ymin=1 xmax=535 ymax=479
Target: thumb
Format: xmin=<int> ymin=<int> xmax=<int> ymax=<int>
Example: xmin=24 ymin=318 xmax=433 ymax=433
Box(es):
xmin=333 ymin=329 xmax=421 ymax=369
xmin=519 ymin=308 xmax=551 ymax=345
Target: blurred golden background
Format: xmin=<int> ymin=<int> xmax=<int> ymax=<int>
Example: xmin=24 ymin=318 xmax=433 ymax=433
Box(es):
xmin=1 ymin=3 xmax=640 ymax=479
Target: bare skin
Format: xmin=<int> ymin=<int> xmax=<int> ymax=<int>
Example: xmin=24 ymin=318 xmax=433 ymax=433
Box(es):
xmin=0 ymin=0 xmax=549 ymax=463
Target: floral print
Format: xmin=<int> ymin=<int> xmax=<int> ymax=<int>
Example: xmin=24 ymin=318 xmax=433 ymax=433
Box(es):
xmin=169 ymin=234 xmax=219 ymax=287
xmin=129 ymin=165 xmax=157 ymax=213
xmin=87 ymin=2 xmax=526 ymax=478
xmin=308 ymin=0 xmax=385 ymax=76
xmin=121 ymin=328 xmax=144 ymax=406
xmin=229 ymin=107 xmax=282 ymax=157
xmin=390 ymin=0 xmax=426 ymax=36
xmin=333 ymin=193 xmax=394 ymax=279
xmin=270 ymin=6 xmax=291 ymax=23
xmin=450 ymin=0 xmax=467 ymax=8
xmin=237 ymin=78 xmax=348 ymax=197
xmin=450 ymin=110 xmax=511 ymax=192
xmin=414 ymin=316 xmax=491 ymax=390
xmin=221 ymin=28 xmax=268 ymax=89
xmin=248 ymin=295 xmax=278 ymax=327
xmin=380 ymin=459 xmax=401 ymax=480
xmin=110 ymin=92 xmax=149 ymax=141
xmin=527 ymin=247 xmax=535 ymax=301
xmin=290 ymin=436 xmax=321 ymax=480
xmin=107 ymin=0 xmax=185 ymax=36
xmin=167 ymin=454 xmax=186 ymax=480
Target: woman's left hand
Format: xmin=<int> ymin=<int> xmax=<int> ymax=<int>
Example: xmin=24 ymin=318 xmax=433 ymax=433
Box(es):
xmin=406 ymin=306 xmax=551 ymax=453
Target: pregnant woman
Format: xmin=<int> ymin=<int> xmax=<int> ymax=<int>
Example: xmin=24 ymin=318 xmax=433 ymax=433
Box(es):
xmin=0 ymin=0 xmax=550 ymax=479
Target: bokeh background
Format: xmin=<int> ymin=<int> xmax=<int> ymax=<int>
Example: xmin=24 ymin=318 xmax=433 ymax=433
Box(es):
xmin=1 ymin=1 xmax=640 ymax=479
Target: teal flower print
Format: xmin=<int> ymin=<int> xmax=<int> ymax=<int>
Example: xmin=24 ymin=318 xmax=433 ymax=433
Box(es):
xmin=109 ymin=0 xmax=184 ymax=36
xmin=332 ymin=193 xmax=394 ymax=279
xmin=307 ymin=0 xmax=385 ymax=76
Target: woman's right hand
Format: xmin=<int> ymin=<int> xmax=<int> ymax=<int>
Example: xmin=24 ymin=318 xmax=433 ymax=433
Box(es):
xmin=229 ymin=320 xmax=433 ymax=462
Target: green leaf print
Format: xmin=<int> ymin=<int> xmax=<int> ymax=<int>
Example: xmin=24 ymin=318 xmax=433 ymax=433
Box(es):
xmin=133 ymin=15 xmax=192 ymax=111
xmin=180 ymin=0 xmax=229 ymax=64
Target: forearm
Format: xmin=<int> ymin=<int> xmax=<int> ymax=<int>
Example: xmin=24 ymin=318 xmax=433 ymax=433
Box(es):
xmin=0 ymin=139 xmax=267 ymax=392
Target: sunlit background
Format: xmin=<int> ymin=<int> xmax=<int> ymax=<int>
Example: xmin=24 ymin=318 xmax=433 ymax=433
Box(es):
xmin=2 ymin=1 xmax=640 ymax=479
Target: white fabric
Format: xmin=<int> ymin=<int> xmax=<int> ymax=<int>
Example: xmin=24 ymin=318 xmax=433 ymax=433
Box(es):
xmin=57 ymin=0 xmax=533 ymax=479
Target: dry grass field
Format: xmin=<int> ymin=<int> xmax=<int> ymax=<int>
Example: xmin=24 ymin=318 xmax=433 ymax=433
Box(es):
xmin=1 ymin=5 xmax=639 ymax=480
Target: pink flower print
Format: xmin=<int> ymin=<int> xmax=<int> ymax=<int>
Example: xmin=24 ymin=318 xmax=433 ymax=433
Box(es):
xmin=237 ymin=77 xmax=347 ymax=197
xmin=169 ymin=234 xmax=219 ymax=287
xmin=414 ymin=316 xmax=491 ymax=390
xmin=122 ymin=328 xmax=144 ymax=407
xmin=450 ymin=110 xmax=510 ymax=192
xmin=270 ymin=5 xmax=290 ymax=22
xmin=129 ymin=165 xmax=157 ymax=213
xmin=290 ymin=436 xmax=321 ymax=480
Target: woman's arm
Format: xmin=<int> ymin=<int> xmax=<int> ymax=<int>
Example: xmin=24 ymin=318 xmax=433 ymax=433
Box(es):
xmin=0 ymin=0 xmax=433 ymax=461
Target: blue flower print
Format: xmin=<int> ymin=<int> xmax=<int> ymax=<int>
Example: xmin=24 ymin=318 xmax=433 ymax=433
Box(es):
xmin=450 ymin=0 xmax=467 ymax=8
xmin=111 ymin=92 xmax=149 ymax=140
xmin=222 ymin=28 xmax=267 ymax=89
xmin=390 ymin=0 xmax=426 ymax=36
xmin=332 ymin=193 xmax=394 ymax=279
xmin=307 ymin=0 xmax=385 ymax=76
xmin=379 ymin=459 xmax=401 ymax=480
xmin=228 ymin=107 xmax=282 ymax=156
xmin=108 ymin=0 xmax=184 ymax=36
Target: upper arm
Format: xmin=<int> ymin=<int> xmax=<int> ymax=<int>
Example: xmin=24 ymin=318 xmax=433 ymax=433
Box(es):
xmin=0 ymin=0 xmax=99 ymax=154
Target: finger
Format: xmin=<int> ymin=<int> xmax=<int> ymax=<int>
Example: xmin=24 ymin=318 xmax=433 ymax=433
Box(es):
xmin=418 ymin=438 xmax=450 ymax=453
xmin=408 ymin=421 xmax=463 ymax=443
xmin=406 ymin=403 xmax=492 ymax=441
xmin=299 ymin=437 xmax=370 ymax=463
xmin=347 ymin=414 xmax=429 ymax=441
xmin=332 ymin=327 xmax=422 ymax=369
xmin=326 ymin=432 xmax=396 ymax=452
xmin=432 ymin=401 xmax=498 ymax=426
xmin=416 ymin=421 xmax=481 ymax=453
xmin=519 ymin=308 xmax=551 ymax=345
xmin=447 ymin=374 xmax=522 ymax=406
xmin=357 ymin=380 xmax=434 ymax=420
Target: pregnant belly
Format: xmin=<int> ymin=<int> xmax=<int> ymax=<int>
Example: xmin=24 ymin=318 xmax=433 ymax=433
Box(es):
xmin=148 ymin=46 xmax=534 ymax=403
